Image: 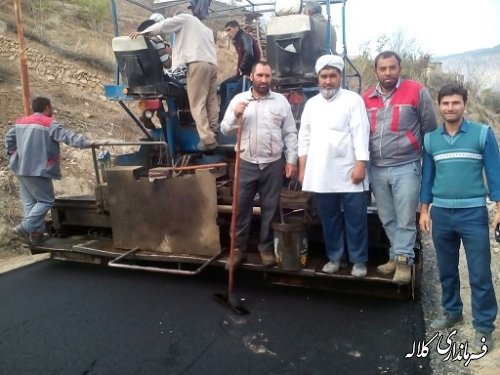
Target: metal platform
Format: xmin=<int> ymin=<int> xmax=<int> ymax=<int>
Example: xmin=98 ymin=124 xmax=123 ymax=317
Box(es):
xmin=30 ymin=236 xmax=418 ymax=300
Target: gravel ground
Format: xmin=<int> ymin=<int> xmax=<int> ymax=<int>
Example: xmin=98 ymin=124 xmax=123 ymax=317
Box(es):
xmin=421 ymin=202 xmax=500 ymax=375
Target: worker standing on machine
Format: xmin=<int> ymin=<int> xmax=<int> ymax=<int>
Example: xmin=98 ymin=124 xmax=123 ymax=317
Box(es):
xmin=303 ymin=1 xmax=337 ymax=55
xmin=221 ymin=61 xmax=298 ymax=269
xmin=219 ymin=20 xmax=261 ymax=120
xmin=136 ymin=19 xmax=172 ymax=70
xmin=130 ymin=7 xmax=219 ymax=152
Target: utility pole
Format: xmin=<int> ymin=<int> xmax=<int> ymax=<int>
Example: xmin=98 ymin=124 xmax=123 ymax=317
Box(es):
xmin=13 ymin=0 xmax=31 ymax=116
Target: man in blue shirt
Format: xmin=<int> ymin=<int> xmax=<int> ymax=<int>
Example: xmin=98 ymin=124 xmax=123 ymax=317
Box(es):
xmin=420 ymin=83 xmax=500 ymax=351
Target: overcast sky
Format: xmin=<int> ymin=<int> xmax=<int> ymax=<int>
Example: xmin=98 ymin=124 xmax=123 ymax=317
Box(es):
xmin=217 ymin=0 xmax=500 ymax=57
xmin=339 ymin=0 xmax=500 ymax=56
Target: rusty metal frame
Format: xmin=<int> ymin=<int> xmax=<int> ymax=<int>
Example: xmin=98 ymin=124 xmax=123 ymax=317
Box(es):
xmin=107 ymin=247 xmax=222 ymax=274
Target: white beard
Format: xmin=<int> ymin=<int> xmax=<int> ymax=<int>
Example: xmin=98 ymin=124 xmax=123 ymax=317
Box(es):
xmin=320 ymin=87 xmax=340 ymax=100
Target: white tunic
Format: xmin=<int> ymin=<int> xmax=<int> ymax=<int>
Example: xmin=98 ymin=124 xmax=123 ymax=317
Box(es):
xmin=298 ymin=89 xmax=370 ymax=193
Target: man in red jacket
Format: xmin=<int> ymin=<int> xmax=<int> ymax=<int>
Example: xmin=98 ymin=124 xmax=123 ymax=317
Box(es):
xmin=225 ymin=20 xmax=261 ymax=78
xmin=363 ymin=51 xmax=437 ymax=284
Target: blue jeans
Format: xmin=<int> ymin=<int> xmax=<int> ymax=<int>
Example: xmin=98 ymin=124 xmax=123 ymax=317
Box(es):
xmin=431 ymin=206 xmax=497 ymax=333
xmin=315 ymin=192 xmax=368 ymax=264
xmin=369 ymin=162 xmax=420 ymax=262
xmin=17 ymin=176 xmax=55 ymax=234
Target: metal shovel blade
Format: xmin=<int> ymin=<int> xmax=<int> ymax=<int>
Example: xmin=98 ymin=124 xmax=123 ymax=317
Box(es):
xmin=213 ymin=293 xmax=250 ymax=315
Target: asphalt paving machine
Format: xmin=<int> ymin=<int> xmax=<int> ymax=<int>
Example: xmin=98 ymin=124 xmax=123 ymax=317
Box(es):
xmin=30 ymin=0 xmax=423 ymax=300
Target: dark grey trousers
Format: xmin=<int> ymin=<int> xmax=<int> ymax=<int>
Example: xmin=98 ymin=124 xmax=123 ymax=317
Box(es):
xmin=236 ymin=158 xmax=284 ymax=253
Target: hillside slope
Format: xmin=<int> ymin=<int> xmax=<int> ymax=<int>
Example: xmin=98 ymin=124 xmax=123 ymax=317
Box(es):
xmin=434 ymin=44 xmax=500 ymax=90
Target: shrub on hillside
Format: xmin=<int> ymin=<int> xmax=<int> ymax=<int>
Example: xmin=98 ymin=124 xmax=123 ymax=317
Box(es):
xmin=481 ymin=89 xmax=500 ymax=114
xmin=70 ymin=0 xmax=110 ymax=32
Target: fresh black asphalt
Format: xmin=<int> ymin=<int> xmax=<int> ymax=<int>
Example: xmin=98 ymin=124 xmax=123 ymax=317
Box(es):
xmin=0 ymin=260 xmax=430 ymax=374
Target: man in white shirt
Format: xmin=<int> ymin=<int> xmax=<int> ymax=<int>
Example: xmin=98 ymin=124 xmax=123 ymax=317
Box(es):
xmin=221 ymin=61 xmax=298 ymax=269
xmin=130 ymin=10 xmax=219 ymax=151
xmin=298 ymin=55 xmax=370 ymax=277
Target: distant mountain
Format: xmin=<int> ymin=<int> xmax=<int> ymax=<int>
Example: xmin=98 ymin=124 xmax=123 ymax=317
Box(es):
xmin=432 ymin=45 xmax=500 ymax=91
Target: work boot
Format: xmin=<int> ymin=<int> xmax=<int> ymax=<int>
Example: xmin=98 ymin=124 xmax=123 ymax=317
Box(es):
xmin=322 ymin=261 xmax=340 ymax=274
xmin=430 ymin=313 xmax=463 ymax=330
xmin=260 ymin=251 xmax=276 ymax=268
xmin=225 ymin=248 xmax=246 ymax=270
xmin=474 ymin=331 xmax=494 ymax=352
xmin=376 ymin=260 xmax=396 ymax=275
xmin=351 ymin=263 xmax=367 ymax=277
xmin=30 ymin=232 xmax=50 ymax=246
xmin=13 ymin=224 xmax=31 ymax=245
xmin=392 ymin=256 xmax=411 ymax=284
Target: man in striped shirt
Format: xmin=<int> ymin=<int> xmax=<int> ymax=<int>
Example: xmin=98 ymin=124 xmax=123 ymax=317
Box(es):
xmin=137 ymin=19 xmax=172 ymax=69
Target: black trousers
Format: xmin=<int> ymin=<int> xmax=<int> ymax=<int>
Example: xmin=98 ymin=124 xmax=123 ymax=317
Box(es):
xmin=236 ymin=158 xmax=285 ymax=253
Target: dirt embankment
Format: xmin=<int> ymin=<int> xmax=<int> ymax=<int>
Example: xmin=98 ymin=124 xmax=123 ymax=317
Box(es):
xmin=0 ymin=35 xmax=108 ymax=95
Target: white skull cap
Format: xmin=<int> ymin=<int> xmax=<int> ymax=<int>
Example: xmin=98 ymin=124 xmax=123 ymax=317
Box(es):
xmin=149 ymin=13 xmax=165 ymax=23
xmin=315 ymin=55 xmax=344 ymax=74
